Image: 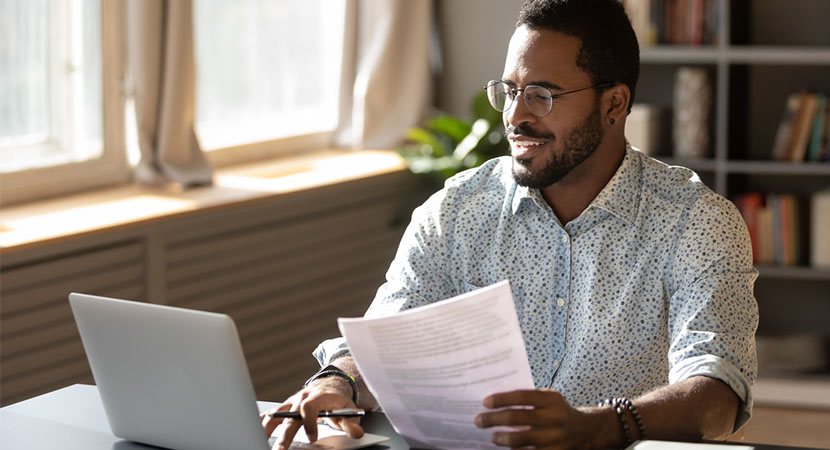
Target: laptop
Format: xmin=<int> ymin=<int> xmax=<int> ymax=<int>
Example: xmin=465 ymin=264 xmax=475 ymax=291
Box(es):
xmin=68 ymin=293 xmax=388 ymax=450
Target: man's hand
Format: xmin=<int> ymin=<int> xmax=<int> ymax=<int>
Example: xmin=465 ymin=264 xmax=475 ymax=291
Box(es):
xmin=260 ymin=379 xmax=364 ymax=450
xmin=474 ymin=389 xmax=601 ymax=449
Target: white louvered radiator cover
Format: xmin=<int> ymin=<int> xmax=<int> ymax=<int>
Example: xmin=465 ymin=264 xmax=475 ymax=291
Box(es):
xmin=0 ymin=171 xmax=427 ymax=405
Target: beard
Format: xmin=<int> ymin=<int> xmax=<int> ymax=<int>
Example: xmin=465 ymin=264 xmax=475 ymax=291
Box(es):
xmin=510 ymin=103 xmax=603 ymax=189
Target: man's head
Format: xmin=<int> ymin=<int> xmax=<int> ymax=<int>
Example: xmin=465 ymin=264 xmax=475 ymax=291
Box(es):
xmin=498 ymin=0 xmax=639 ymax=188
xmin=517 ymin=0 xmax=639 ymax=114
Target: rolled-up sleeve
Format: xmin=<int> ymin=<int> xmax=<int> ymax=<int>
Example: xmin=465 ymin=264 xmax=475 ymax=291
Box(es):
xmin=668 ymin=194 xmax=759 ymax=430
xmin=313 ymin=337 xmax=351 ymax=367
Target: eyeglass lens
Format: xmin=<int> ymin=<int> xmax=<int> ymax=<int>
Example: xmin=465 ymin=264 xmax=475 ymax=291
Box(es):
xmin=486 ymin=81 xmax=552 ymax=117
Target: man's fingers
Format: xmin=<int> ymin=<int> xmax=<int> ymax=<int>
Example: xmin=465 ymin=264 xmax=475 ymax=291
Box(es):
xmin=475 ymin=408 xmax=560 ymax=428
xmin=490 ymin=428 xmax=562 ymax=448
xmin=483 ymin=389 xmax=563 ymax=409
xmin=262 ymin=416 xmax=283 ymax=438
xmin=274 ymin=418 xmax=304 ymax=450
xmin=262 ymin=404 xmax=292 ymax=437
xmin=264 ymin=384 xmax=358 ymax=450
xmin=335 ymin=418 xmax=365 ymax=439
xmin=298 ymin=400 xmax=321 ymax=442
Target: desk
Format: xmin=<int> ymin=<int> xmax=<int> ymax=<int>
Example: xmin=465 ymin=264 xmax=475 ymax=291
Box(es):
xmin=0 ymin=384 xmax=409 ymax=450
xmin=0 ymin=384 xmax=814 ymax=450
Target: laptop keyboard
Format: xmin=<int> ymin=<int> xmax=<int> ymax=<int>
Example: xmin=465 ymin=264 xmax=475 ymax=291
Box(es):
xmin=267 ymin=436 xmax=333 ymax=450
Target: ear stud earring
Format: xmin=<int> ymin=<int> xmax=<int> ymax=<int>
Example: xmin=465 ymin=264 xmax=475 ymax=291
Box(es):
xmin=609 ymin=118 xmax=616 ymax=125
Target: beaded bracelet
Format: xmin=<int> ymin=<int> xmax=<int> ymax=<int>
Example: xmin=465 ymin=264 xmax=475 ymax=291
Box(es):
xmin=600 ymin=398 xmax=632 ymax=446
xmin=599 ymin=398 xmax=634 ymax=447
xmin=601 ymin=397 xmax=648 ymax=446
xmin=620 ymin=397 xmax=646 ymax=440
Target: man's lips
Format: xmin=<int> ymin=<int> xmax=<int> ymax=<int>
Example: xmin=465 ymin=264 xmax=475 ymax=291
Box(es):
xmin=509 ymin=138 xmax=549 ymax=159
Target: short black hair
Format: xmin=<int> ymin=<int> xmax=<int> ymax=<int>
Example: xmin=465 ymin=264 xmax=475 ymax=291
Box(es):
xmin=517 ymin=0 xmax=639 ymax=112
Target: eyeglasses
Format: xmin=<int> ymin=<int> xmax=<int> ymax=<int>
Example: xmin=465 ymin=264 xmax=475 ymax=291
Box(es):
xmin=484 ymin=80 xmax=612 ymax=118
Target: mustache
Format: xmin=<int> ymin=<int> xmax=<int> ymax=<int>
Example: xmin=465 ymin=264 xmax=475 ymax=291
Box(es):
xmin=505 ymin=123 xmax=555 ymax=140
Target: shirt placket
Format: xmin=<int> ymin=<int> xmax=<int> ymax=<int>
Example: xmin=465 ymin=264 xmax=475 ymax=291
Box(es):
xmin=548 ymin=225 xmax=570 ymax=385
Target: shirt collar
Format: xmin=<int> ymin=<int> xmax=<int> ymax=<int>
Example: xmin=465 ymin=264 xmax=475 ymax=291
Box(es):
xmin=588 ymin=143 xmax=641 ymax=225
xmin=512 ymin=183 xmax=546 ymax=215
xmin=510 ymin=143 xmax=642 ymax=224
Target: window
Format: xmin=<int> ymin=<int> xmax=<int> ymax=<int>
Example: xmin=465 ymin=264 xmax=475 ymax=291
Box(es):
xmin=0 ymin=0 xmax=127 ymax=205
xmin=0 ymin=0 xmax=102 ymax=173
xmin=194 ymin=0 xmax=346 ymax=164
xmin=0 ymin=0 xmax=347 ymax=205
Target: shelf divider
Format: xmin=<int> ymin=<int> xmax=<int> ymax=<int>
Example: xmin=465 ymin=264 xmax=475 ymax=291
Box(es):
xmin=757 ymin=265 xmax=830 ymax=281
xmin=726 ymin=161 xmax=830 ymax=176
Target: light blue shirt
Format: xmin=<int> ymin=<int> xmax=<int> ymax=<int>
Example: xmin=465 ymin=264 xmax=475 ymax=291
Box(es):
xmin=315 ymin=145 xmax=758 ymax=428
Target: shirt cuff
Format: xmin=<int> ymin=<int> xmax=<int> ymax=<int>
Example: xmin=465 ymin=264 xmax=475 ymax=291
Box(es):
xmin=669 ymin=354 xmax=754 ymax=431
xmin=312 ymin=337 xmax=351 ymax=367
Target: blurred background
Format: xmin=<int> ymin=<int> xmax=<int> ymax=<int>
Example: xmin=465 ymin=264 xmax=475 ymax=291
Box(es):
xmin=1 ymin=0 xmax=829 ymax=446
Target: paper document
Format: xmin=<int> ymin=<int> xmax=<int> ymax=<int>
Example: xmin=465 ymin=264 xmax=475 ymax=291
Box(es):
xmin=626 ymin=441 xmax=754 ymax=450
xmin=338 ymin=280 xmax=534 ymax=450
xmin=272 ymin=422 xmax=389 ymax=450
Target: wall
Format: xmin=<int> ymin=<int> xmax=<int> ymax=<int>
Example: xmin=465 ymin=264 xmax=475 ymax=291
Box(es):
xmin=436 ymin=0 xmax=524 ymax=118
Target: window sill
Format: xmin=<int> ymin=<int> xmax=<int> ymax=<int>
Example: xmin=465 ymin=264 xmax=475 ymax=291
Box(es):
xmin=0 ymin=149 xmax=407 ymax=254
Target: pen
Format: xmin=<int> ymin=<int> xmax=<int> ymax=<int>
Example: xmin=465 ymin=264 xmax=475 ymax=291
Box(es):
xmin=268 ymin=408 xmax=365 ymax=419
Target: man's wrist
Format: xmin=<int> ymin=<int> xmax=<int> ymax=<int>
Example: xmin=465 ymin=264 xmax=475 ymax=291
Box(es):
xmin=307 ymin=375 xmax=356 ymax=402
xmin=580 ymin=406 xmax=625 ymax=449
xmin=305 ymin=365 xmax=359 ymax=405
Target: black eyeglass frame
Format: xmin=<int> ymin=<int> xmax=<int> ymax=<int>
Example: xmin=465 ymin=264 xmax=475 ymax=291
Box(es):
xmin=484 ymin=80 xmax=614 ymax=118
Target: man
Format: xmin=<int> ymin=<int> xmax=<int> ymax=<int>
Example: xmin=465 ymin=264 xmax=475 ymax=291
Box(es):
xmin=263 ymin=1 xmax=758 ymax=448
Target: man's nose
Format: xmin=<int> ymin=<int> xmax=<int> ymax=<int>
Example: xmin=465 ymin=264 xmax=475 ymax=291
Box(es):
xmin=504 ymin=94 xmax=537 ymax=127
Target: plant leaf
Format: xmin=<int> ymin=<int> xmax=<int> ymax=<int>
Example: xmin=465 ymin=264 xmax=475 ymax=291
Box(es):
xmin=405 ymin=155 xmax=462 ymax=174
xmin=453 ymin=118 xmax=490 ymax=160
xmin=404 ymin=127 xmax=447 ymax=157
xmin=426 ymin=115 xmax=472 ymax=143
xmin=472 ymin=90 xmax=502 ymax=124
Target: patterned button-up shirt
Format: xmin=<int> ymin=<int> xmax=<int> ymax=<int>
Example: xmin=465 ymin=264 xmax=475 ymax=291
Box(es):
xmin=315 ymin=145 xmax=758 ymax=427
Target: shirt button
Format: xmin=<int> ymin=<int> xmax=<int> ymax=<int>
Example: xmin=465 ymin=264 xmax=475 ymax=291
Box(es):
xmin=557 ymin=297 xmax=565 ymax=307
xmin=553 ymin=359 xmax=560 ymax=366
xmin=561 ymin=234 xmax=569 ymax=243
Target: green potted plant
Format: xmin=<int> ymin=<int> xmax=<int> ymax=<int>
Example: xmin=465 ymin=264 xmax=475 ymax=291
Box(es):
xmin=398 ymin=91 xmax=509 ymax=184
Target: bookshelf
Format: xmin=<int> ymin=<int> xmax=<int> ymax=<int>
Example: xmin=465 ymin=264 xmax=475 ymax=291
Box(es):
xmin=632 ymin=0 xmax=830 ymax=405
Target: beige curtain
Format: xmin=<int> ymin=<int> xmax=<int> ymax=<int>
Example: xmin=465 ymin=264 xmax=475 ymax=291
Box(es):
xmin=127 ymin=0 xmax=212 ymax=186
xmin=337 ymin=0 xmax=433 ymax=149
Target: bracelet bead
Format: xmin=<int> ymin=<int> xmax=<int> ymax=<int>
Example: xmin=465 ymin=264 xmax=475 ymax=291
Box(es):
xmin=600 ymin=396 xmax=646 ymax=447
xmin=621 ymin=397 xmax=646 ymax=440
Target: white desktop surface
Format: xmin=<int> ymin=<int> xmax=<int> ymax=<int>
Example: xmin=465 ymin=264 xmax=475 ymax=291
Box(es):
xmin=0 ymin=384 xmax=278 ymax=449
xmin=3 ymin=384 xmax=818 ymax=450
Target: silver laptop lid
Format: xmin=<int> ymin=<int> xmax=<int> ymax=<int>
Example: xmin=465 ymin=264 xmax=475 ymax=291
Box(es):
xmin=69 ymin=293 xmax=269 ymax=450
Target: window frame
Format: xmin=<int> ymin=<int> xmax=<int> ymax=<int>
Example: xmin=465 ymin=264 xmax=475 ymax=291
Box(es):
xmin=196 ymin=0 xmax=355 ymax=169
xmin=203 ymin=131 xmax=337 ymax=168
xmin=0 ymin=0 xmax=128 ymax=206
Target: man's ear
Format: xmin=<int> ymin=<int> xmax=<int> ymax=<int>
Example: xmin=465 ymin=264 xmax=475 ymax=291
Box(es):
xmin=603 ymin=83 xmax=630 ymax=125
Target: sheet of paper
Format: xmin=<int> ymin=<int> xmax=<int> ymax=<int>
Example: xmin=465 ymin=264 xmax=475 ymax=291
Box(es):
xmin=627 ymin=441 xmax=754 ymax=450
xmin=273 ymin=422 xmax=389 ymax=450
xmin=338 ymin=280 xmax=534 ymax=450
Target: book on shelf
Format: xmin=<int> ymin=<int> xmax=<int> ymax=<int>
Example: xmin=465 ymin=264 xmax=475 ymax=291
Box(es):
xmin=812 ymin=190 xmax=830 ymax=269
xmin=771 ymin=90 xmax=830 ymax=162
xmin=757 ymin=204 xmax=774 ymax=265
xmin=734 ymin=192 xmax=801 ymax=266
xmin=771 ymin=93 xmax=801 ymax=161
xmin=734 ymin=192 xmax=762 ymax=261
xmin=788 ymin=195 xmax=800 ymax=265
xmin=822 ymin=97 xmax=830 ymax=161
xmin=769 ymin=195 xmax=782 ymax=264
xmin=788 ymin=91 xmax=819 ymax=162
xmin=807 ymin=93 xmax=826 ymax=161
xmin=624 ymin=0 xmax=721 ymax=46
